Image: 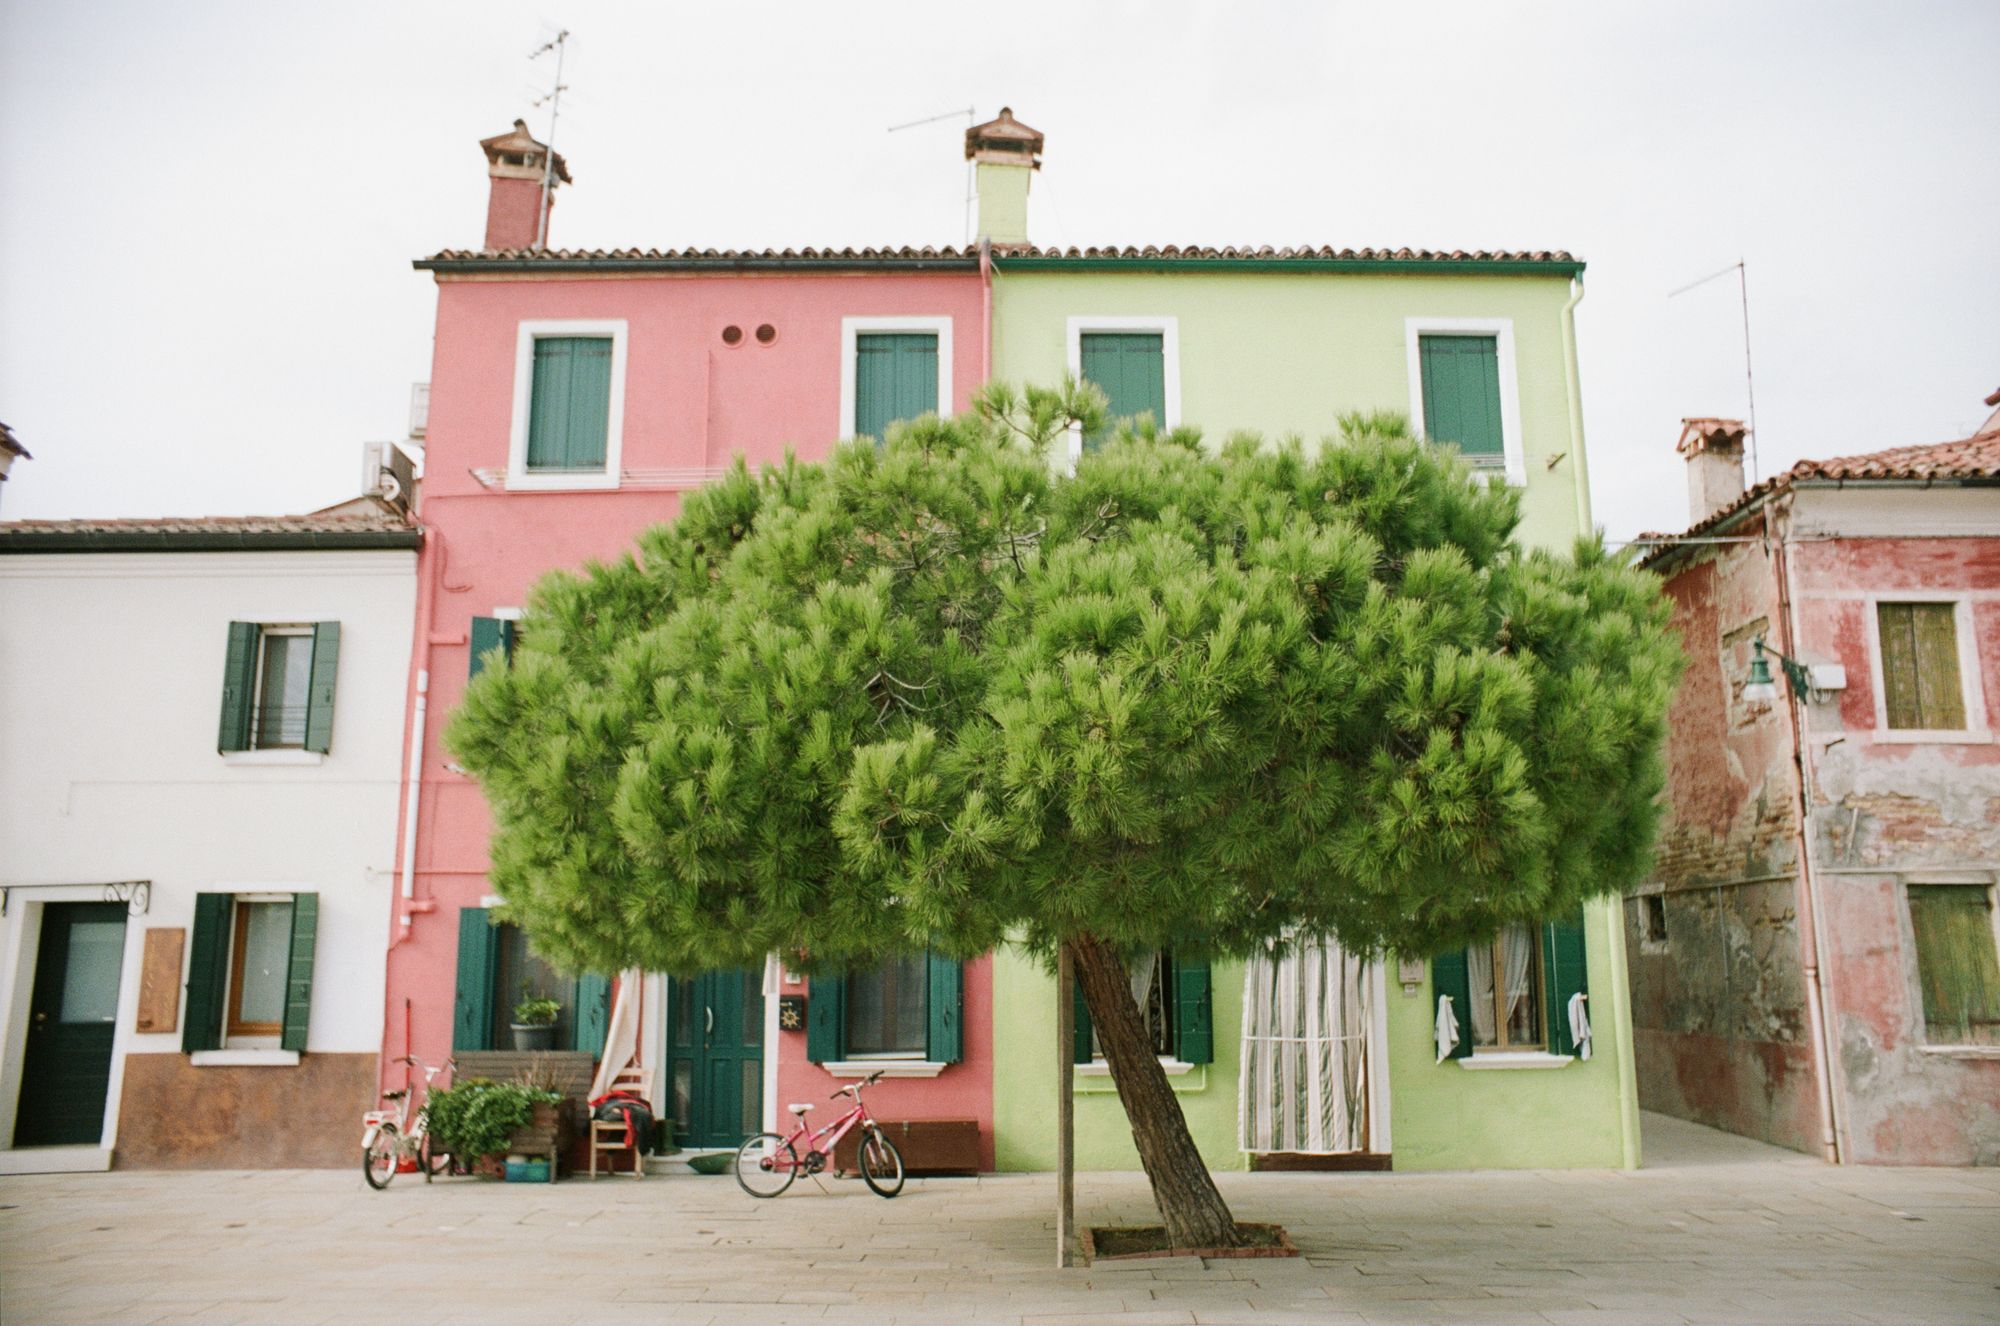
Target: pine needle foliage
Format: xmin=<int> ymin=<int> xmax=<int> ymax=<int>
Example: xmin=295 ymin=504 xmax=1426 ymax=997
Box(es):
xmin=447 ymin=380 xmax=1681 ymax=978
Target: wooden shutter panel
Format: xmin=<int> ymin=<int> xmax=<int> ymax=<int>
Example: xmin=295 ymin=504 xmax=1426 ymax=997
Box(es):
xmin=303 ymin=622 xmax=340 ymax=754
xmin=1542 ymin=911 xmax=1590 ymax=1056
xmin=1431 ymin=948 xmax=1475 ymax=1060
xmin=280 ymin=892 xmax=318 ymax=1052
xmin=469 ymin=617 xmax=516 ymax=679
xmin=573 ymin=972 xmax=612 ymax=1057
xmin=526 ymin=337 xmax=574 ymax=470
xmin=1880 ymin=601 xmax=1968 ymax=731
xmin=564 ymin=338 xmax=613 ymax=469
xmin=925 ymin=952 xmax=962 ymax=1064
xmin=182 ymin=893 xmax=234 ymax=1052
xmin=1419 ymin=335 xmax=1505 ymax=460
xmin=806 ymin=973 xmax=845 ymax=1062
xmin=854 ymin=333 xmax=940 ymax=444
xmin=1174 ymin=957 xmax=1214 ymax=1064
xmin=1080 ymin=333 xmax=1166 ymax=450
xmin=217 ymin=623 xmax=259 ymax=752
xmin=452 ymin=907 xmax=500 ymax=1052
xmin=1072 ymin=974 xmax=1094 ymax=1064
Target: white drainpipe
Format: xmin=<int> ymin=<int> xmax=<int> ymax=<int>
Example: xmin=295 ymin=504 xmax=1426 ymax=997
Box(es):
xmin=398 ymin=668 xmax=428 ymax=928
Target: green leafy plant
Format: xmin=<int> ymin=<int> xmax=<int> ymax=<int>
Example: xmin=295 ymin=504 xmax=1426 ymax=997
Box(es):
xmin=512 ymin=991 xmax=561 ymax=1026
xmin=422 ymin=1077 xmax=562 ymax=1161
xmin=448 ymin=380 xmax=1682 ymax=1247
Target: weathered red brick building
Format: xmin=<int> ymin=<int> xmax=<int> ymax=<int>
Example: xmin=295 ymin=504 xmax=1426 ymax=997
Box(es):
xmin=1632 ymin=405 xmax=2000 ymax=1165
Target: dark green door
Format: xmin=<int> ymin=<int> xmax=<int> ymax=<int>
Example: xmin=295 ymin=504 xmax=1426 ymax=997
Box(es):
xmin=667 ymin=969 xmax=764 ymax=1149
xmin=14 ymin=903 xmax=127 ymax=1147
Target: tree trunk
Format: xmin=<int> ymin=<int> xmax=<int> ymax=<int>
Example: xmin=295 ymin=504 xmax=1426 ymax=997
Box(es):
xmin=1069 ymin=933 xmax=1245 ymax=1250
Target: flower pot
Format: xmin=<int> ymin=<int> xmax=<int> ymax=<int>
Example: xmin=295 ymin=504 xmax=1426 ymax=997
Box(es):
xmin=510 ymin=1021 xmax=557 ymax=1052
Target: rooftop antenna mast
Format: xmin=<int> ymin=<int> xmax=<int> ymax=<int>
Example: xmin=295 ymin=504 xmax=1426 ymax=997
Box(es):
xmin=529 ymin=29 xmax=570 ymax=250
xmin=1669 ymin=258 xmax=1761 ymax=482
xmin=888 ymin=106 xmax=976 ymax=245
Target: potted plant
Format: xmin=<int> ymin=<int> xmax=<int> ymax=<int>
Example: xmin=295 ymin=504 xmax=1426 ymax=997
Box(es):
xmin=510 ymin=987 xmax=561 ymax=1051
xmin=420 ymin=1075 xmax=563 ymax=1179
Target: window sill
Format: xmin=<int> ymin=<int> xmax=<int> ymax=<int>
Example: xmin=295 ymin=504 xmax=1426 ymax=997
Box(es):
xmin=1458 ymin=1051 xmax=1574 ymax=1070
xmin=821 ymin=1060 xmax=949 ymax=1079
xmin=504 ymin=471 xmax=620 ymax=493
xmin=1077 ymin=1058 xmax=1198 ymax=1078
xmin=190 ymin=1049 xmax=300 ymax=1067
xmin=1918 ymin=1045 xmax=2000 ymax=1060
xmin=1871 ymin=729 xmax=1993 ymax=745
xmin=222 ymin=750 xmax=325 ymax=767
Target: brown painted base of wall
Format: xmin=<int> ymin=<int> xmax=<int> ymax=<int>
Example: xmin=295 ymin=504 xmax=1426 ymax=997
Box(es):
xmin=1249 ymin=1152 xmax=1392 ymax=1172
xmin=113 ymin=1052 xmax=377 ymax=1170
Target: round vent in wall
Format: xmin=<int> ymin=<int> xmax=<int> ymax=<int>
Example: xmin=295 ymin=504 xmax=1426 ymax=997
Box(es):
xmin=721 ymin=325 xmax=744 ymax=346
xmin=755 ymin=323 xmax=778 ymax=345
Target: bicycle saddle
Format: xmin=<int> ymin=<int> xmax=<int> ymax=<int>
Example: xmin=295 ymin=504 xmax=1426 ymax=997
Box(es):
xmin=787 ymin=1102 xmax=814 ymax=1115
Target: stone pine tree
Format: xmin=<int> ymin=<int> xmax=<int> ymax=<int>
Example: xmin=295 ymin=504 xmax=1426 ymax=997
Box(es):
xmin=448 ymin=381 xmax=1681 ymax=1250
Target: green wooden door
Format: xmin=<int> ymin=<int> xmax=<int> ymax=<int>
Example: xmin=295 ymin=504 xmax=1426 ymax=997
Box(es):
xmin=14 ymin=903 xmax=127 ymax=1147
xmin=667 ymin=969 xmax=765 ymax=1149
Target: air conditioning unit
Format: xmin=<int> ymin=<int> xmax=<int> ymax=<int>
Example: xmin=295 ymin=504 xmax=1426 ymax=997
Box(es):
xmin=362 ymin=441 xmax=419 ymax=515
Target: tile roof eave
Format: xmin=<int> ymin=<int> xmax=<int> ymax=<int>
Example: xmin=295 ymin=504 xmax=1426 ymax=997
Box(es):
xmin=0 ymin=520 xmax=422 ymax=555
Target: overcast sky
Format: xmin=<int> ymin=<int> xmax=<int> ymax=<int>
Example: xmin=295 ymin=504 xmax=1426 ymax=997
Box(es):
xmin=2 ymin=1 xmax=1994 ymax=541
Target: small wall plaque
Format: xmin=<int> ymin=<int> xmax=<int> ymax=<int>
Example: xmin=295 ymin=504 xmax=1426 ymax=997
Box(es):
xmin=777 ymin=994 xmax=806 ymax=1031
xmin=136 ymin=928 xmax=185 ymax=1032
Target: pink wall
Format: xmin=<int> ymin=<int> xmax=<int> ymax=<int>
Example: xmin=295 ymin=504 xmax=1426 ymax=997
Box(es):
xmin=774 ymin=960 xmax=997 ymax=1171
xmin=382 ymin=265 xmax=995 ymax=1156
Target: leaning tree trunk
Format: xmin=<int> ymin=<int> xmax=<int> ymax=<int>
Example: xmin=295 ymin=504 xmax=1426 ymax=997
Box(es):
xmin=1069 ymin=933 xmax=1245 ymax=1250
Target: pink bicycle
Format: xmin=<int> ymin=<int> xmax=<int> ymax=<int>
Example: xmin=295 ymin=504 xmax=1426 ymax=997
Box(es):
xmin=734 ymin=1068 xmax=904 ymax=1198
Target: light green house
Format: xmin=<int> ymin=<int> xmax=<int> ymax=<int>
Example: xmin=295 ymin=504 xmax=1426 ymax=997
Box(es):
xmin=969 ymin=108 xmax=1639 ymax=1174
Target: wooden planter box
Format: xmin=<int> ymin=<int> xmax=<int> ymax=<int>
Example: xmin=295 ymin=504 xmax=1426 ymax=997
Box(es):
xmin=832 ymin=1118 xmax=980 ymax=1176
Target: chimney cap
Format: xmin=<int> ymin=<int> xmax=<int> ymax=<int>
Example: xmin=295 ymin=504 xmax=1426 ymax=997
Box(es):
xmin=965 ymin=106 xmax=1043 ymax=168
xmin=481 ymin=118 xmax=571 ymax=185
xmin=1676 ymin=417 xmax=1748 ymax=457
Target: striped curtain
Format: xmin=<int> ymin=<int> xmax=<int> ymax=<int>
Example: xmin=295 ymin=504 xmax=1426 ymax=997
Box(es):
xmin=1238 ymin=935 xmax=1370 ymax=1155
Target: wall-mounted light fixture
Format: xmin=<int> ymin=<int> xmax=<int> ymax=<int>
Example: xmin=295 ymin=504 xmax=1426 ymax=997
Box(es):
xmin=1743 ymin=635 xmax=1844 ymax=704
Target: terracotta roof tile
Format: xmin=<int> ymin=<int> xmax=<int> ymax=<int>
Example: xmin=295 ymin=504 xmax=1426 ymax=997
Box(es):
xmin=0 ymin=510 xmax=421 ymax=553
xmin=416 ymin=244 xmax=1581 ymax=269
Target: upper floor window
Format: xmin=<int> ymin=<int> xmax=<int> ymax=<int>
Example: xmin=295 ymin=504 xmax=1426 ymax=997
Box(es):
xmin=1405 ymin=318 xmax=1525 ymax=485
xmin=840 ymin=317 xmax=953 ymax=445
xmin=218 ymin=622 xmax=340 ymax=755
xmin=1068 ymin=317 xmax=1180 ymax=460
xmin=507 ymin=320 xmax=627 ymax=490
xmin=1877 ymin=601 xmax=1969 ymax=732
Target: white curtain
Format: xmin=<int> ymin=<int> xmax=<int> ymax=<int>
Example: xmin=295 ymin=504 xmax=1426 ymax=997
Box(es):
xmin=587 ymin=967 xmax=650 ymax=1105
xmin=1239 ymin=934 xmax=1370 ymax=1155
xmin=1467 ymin=942 xmax=1497 ymax=1045
xmin=1501 ymin=925 xmax=1535 ymax=1039
xmin=1128 ymin=952 xmax=1157 ymax=1011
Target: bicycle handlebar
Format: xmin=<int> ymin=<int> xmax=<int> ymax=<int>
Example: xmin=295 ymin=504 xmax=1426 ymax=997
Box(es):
xmin=828 ymin=1068 xmax=887 ymax=1098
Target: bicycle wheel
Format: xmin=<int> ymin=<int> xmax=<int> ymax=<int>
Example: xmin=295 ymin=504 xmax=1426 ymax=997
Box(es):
xmin=363 ymin=1126 xmax=400 ymax=1190
xmin=733 ymin=1132 xmax=799 ymax=1198
xmin=857 ymin=1127 xmax=904 ymax=1198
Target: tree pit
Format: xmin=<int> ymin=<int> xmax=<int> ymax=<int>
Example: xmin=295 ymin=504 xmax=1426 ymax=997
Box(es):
xmin=1084 ymin=1222 xmax=1299 ymax=1262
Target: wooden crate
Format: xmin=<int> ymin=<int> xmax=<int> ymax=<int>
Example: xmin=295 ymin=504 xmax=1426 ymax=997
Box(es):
xmin=454 ymin=1051 xmax=595 ymax=1176
xmin=832 ymin=1118 xmax=980 ymax=1176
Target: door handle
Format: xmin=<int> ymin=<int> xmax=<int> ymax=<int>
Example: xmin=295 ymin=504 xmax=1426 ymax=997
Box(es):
xmin=704 ymin=1006 xmax=714 ymax=1046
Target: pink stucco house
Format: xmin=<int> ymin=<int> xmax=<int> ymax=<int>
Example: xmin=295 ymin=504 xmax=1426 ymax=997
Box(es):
xmin=386 ymin=119 xmax=998 ymax=1164
xmin=1632 ymin=402 xmax=2000 ymax=1165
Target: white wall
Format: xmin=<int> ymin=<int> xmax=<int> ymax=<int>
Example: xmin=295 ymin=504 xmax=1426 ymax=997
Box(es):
xmin=0 ymin=548 xmax=416 ymax=1152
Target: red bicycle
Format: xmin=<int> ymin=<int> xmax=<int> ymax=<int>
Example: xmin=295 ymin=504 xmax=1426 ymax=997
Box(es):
xmin=734 ymin=1068 xmax=904 ymax=1198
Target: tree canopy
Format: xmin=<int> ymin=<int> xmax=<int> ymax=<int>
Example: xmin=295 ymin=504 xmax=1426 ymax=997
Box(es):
xmin=448 ymin=382 xmax=1680 ymax=978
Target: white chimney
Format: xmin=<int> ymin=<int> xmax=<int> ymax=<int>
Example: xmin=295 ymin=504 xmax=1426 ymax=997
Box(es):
xmin=1677 ymin=417 xmax=1748 ymax=524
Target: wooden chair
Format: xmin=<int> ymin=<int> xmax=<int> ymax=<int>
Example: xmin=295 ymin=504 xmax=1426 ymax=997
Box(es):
xmin=588 ymin=1066 xmax=657 ymax=1180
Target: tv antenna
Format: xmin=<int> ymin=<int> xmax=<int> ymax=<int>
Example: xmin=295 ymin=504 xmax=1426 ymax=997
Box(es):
xmin=529 ymin=29 xmax=570 ymax=250
xmin=888 ymin=106 xmax=976 ymax=246
xmin=1669 ymin=258 xmax=1760 ymax=482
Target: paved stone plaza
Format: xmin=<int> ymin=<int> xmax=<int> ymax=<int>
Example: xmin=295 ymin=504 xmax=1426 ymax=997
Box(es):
xmin=2 ymin=1114 xmax=1995 ymax=1324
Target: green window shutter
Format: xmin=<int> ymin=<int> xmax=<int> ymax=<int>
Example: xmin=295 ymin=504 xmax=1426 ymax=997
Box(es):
xmin=182 ymin=893 xmax=234 ymax=1052
xmin=1878 ymin=602 xmax=1966 ymax=730
xmin=452 ymin=907 xmax=500 ymax=1052
xmin=469 ymin=616 xmax=516 ymax=679
xmin=573 ymin=972 xmax=612 ymax=1058
xmin=280 ymin=892 xmax=319 ymax=1052
xmin=854 ymin=333 xmax=939 ymax=443
xmin=1174 ymin=957 xmax=1213 ymax=1064
xmin=218 ymin=622 xmax=260 ymax=752
xmin=925 ymin=952 xmax=962 ymax=1064
xmin=1418 ymin=334 xmax=1505 ymax=461
xmin=1431 ymin=948 xmax=1475 ymax=1060
xmin=1072 ymin=975 xmax=1094 ymax=1065
xmin=1908 ymin=886 xmax=2000 ymax=1044
xmin=526 ymin=336 xmax=613 ymax=471
xmin=1542 ymin=910 xmax=1590 ymax=1056
xmin=302 ymin=622 xmax=340 ymax=754
xmin=806 ymin=974 xmax=846 ymax=1062
xmin=1079 ymin=332 xmax=1166 ymax=450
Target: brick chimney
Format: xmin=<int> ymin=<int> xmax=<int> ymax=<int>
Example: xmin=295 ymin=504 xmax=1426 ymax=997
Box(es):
xmin=965 ymin=107 xmax=1043 ymax=248
xmin=480 ymin=119 xmax=570 ymax=251
xmin=1677 ymin=418 xmax=1749 ymax=524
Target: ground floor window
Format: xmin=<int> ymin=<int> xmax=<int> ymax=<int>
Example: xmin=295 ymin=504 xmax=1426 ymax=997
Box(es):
xmin=1468 ymin=924 xmax=1544 ymax=1051
xmin=183 ymin=892 xmax=317 ymax=1053
xmin=1071 ymin=950 xmax=1213 ymax=1065
xmin=806 ymin=951 xmax=962 ymax=1065
xmin=1432 ymin=910 xmax=1588 ymax=1061
xmin=226 ymin=899 xmax=295 ymax=1037
xmin=1908 ymin=883 xmax=2000 ymax=1046
xmin=451 ymin=906 xmax=609 ymax=1055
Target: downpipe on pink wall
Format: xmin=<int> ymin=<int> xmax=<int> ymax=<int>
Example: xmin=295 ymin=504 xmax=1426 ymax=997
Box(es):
xmin=979 ymin=237 xmax=993 ymax=385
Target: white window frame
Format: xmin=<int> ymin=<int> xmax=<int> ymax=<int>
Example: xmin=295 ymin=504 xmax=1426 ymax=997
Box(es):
xmin=838 ymin=316 xmax=954 ymax=442
xmin=1404 ymin=317 xmax=1527 ymax=488
xmin=1065 ymin=316 xmax=1182 ymax=469
xmin=506 ymin=319 xmax=628 ymax=491
xmin=1904 ymin=875 xmax=2000 ymax=1053
xmin=1863 ymin=593 xmax=1990 ymax=744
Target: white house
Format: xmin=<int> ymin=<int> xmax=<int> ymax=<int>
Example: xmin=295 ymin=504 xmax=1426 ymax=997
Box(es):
xmin=0 ymin=508 xmax=419 ymax=1171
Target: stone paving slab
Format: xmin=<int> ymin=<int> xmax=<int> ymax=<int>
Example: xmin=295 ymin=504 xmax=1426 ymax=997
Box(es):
xmin=1 ymin=1114 xmax=1997 ymax=1323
